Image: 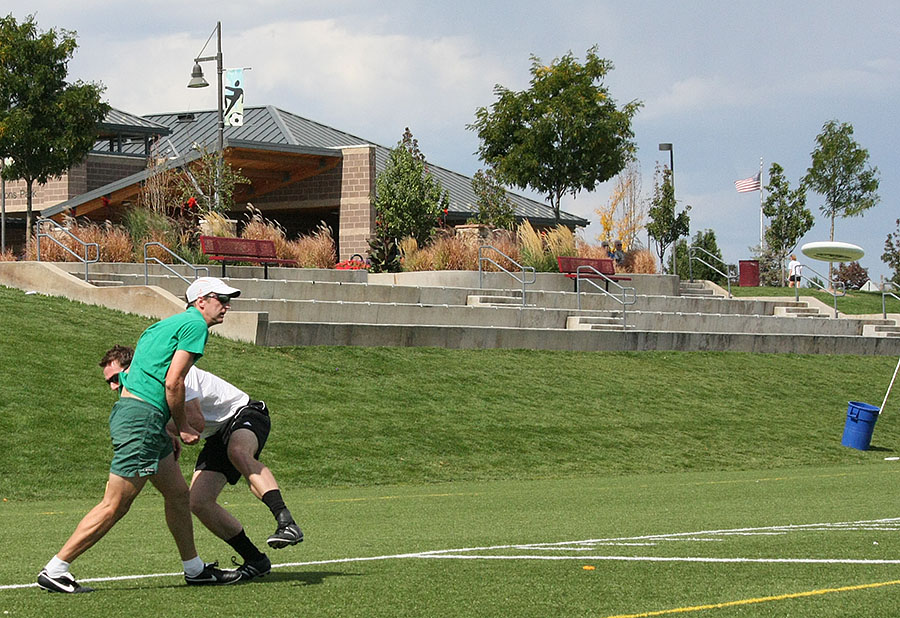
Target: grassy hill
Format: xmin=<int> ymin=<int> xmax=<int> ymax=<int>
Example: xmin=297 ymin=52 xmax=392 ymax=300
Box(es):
xmin=1 ymin=285 xmax=897 ymax=501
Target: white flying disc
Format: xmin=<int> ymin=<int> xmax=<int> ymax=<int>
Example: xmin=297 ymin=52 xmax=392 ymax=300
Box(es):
xmin=800 ymin=241 xmax=865 ymax=262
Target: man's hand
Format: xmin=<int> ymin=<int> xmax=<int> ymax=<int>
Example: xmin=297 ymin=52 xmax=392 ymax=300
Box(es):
xmin=180 ymin=426 xmax=201 ymax=445
xmin=171 ymin=436 xmax=183 ymax=461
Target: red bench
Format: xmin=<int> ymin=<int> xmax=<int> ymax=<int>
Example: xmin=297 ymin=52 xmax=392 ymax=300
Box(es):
xmin=199 ymin=235 xmax=296 ymax=279
xmin=557 ymin=256 xmax=632 ymax=291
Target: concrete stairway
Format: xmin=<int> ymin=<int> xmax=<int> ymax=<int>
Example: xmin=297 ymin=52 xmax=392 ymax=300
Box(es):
xmin=39 ymin=262 xmax=900 ymax=355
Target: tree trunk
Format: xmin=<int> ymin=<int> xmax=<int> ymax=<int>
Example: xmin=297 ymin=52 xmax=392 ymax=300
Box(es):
xmin=25 ymin=178 xmax=34 ymax=255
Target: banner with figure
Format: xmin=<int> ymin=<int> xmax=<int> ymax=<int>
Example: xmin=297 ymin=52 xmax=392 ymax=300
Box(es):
xmin=224 ymin=68 xmax=244 ymax=127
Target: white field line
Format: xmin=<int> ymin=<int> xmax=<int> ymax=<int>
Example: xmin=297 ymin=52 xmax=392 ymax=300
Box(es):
xmin=5 ymin=517 xmax=900 ymax=592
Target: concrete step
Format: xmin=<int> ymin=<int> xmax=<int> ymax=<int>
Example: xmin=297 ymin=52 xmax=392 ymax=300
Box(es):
xmin=863 ymin=324 xmax=900 ymax=337
xmin=466 ymin=294 xmax=527 ymax=307
xmin=89 ymin=279 xmax=124 ymax=287
xmin=566 ymin=314 xmax=624 ymax=330
xmin=774 ymin=305 xmax=826 ymax=318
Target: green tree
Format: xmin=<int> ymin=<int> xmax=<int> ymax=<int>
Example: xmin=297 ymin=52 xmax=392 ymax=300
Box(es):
xmin=0 ymin=14 xmax=109 ymax=248
xmin=804 ymin=119 xmax=879 ymax=241
xmin=762 ymin=162 xmax=814 ymax=285
xmin=883 ymin=218 xmax=900 ymax=287
xmin=171 ymin=145 xmax=250 ymax=216
xmin=469 ymin=45 xmax=641 ymax=224
xmin=373 ymin=128 xmax=449 ymax=246
xmin=471 ymin=167 xmax=515 ymax=230
xmin=675 ymin=229 xmax=726 ymax=284
xmin=646 ymin=165 xmax=689 ymax=273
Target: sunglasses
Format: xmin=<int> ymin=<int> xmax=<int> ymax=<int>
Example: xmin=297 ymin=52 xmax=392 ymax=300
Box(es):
xmin=205 ymin=293 xmax=233 ymax=305
xmin=106 ymin=374 xmax=120 ymax=385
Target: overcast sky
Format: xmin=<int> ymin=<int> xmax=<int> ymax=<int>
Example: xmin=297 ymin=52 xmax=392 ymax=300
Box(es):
xmin=7 ymin=1 xmax=899 ymax=281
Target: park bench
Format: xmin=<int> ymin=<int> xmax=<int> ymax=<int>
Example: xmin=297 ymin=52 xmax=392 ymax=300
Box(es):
xmin=557 ymin=256 xmax=632 ymax=292
xmin=199 ymin=235 xmax=296 ymax=279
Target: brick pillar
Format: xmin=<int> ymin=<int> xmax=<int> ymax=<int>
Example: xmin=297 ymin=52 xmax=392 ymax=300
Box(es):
xmin=338 ymin=145 xmax=375 ymax=260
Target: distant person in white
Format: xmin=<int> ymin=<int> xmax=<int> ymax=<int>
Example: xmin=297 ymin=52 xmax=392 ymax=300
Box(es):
xmin=788 ymin=255 xmax=802 ymax=288
xmin=100 ymin=345 xmax=303 ymax=582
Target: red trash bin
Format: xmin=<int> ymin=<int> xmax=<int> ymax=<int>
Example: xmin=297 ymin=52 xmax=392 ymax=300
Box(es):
xmin=738 ymin=260 xmax=760 ymax=287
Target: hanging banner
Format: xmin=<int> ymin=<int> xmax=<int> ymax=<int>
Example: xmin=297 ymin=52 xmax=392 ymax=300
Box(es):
xmin=224 ymin=68 xmax=244 ymax=127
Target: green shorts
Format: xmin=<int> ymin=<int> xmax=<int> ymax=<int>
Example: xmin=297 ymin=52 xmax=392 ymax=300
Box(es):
xmin=108 ymin=398 xmax=174 ymax=478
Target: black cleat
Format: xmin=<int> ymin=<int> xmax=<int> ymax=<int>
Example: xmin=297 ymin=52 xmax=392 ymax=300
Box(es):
xmin=232 ymin=554 xmax=271 ymax=581
xmin=184 ymin=561 xmax=242 ymax=586
xmin=37 ymin=569 xmax=94 ymax=594
xmin=267 ymin=522 xmax=303 ymax=549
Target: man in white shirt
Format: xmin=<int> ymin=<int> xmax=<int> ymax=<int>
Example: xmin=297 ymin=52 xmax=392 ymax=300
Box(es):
xmin=100 ymin=345 xmax=303 ymax=582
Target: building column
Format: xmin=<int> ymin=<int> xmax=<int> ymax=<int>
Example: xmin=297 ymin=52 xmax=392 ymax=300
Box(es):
xmin=338 ymin=145 xmax=375 ymax=260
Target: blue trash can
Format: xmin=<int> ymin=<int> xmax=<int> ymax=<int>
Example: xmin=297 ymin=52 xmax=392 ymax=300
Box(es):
xmin=841 ymin=401 xmax=881 ymax=450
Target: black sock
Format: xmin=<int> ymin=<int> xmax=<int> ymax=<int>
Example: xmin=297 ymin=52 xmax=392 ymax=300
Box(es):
xmin=262 ymin=489 xmax=294 ymax=526
xmin=226 ymin=529 xmax=265 ymax=562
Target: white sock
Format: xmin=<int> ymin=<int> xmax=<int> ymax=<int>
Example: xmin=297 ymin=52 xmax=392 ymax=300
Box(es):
xmin=182 ymin=556 xmax=204 ymax=577
xmin=44 ymin=556 xmax=70 ymax=578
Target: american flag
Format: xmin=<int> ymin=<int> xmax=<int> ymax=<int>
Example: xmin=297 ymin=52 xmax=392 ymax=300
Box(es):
xmin=734 ymin=172 xmax=761 ymax=193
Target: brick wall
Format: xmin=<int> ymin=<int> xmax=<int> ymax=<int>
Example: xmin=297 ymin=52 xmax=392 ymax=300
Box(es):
xmin=1 ymin=153 xmax=145 ymax=214
xmin=337 ymin=146 xmax=375 ymax=260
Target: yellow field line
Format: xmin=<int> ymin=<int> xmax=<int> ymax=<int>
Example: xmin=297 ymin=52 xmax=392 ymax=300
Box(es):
xmin=602 ymin=579 xmax=900 ymax=618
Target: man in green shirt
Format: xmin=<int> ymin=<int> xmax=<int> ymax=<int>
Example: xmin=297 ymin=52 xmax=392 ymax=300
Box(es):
xmin=38 ymin=277 xmax=243 ymax=593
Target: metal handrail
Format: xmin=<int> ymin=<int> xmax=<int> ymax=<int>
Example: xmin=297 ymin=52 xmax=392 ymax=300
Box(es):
xmin=794 ymin=263 xmax=845 ymax=318
xmin=34 ymin=217 xmax=100 ymax=281
xmin=478 ymin=245 xmax=536 ymax=307
xmin=688 ymin=246 xmax=736 ymax=298
xmin=143 ymin=242 xmax=208 ymax=285
xmin=688 ymin=245 xmax=736 ymax=297
xmin=574 ymin=264 xmax=637 ymax=328
xmin=883 ymin=287 xmax=900 ymax=320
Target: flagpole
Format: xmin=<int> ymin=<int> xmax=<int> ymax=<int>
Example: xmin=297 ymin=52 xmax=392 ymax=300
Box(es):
xmin=758 ymin=157 xmax=764 ymax=250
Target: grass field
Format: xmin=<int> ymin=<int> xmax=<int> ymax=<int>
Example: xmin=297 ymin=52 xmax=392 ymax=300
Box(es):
xmin=3 ymin=285 xmax=900 ymax=616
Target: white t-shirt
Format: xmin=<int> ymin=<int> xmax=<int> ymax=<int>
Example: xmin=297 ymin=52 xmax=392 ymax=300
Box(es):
xmin=788 ymin=260 xmax=802 ymax=278
xmin=184 ymin=366 xmax=251 ymax=438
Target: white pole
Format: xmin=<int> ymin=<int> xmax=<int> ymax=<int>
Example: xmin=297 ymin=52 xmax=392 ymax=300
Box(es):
xmin=879 ymin=356 xmax=900 ymax=415
xmin=758 ymin=157 xmax=764 ymax=250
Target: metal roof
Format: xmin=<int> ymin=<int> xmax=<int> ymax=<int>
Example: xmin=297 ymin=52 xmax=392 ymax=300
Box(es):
xmin=133 ymin=106 xmax=587 ymax=226
xmin=97 ymin=108 xmax=171 ymax=137
xmin=52 ymin=105 xmax=587 ymax=227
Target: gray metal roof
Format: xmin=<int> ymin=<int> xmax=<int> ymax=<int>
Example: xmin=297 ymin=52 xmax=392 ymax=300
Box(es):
xmin=58 ymin=105 xmax=587 ymax=227
xmin=134 ymin=106 xmax=586 ymax=226
xmin=98 ymin=108 xmax=171 ymax=137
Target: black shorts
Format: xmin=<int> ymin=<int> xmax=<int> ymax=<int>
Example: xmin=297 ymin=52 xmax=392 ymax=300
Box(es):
xmin=195 ymin=400 xmax=271 ymax=485
xmin=789 ymin=274 xmax=801 ymax=282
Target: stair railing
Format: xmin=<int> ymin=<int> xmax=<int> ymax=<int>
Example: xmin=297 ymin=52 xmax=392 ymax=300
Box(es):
xmin=34 ymin=217 xmax=100 ymax=281
xmin=688 ymin=245 xmax=736 ymax=298
xmin=574 ymin=265 xmax=637 ymax=328
xmin=794 ymin=263 xmax=845 ymax=318
xmin=144 ymin=242 xmax=208 ymax=285
xmin=883 ymin=285 xmax=900 ymax=319
xmin=478 ymin=245 xmax=536 ymax=307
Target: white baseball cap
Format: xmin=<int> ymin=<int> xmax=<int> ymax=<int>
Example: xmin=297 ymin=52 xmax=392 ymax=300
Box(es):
xmin=185 ymin=277 xmax=241 ymax=303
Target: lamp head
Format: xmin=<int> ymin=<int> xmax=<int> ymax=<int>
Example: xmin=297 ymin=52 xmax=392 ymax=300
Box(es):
xmin=658 ymin=143 xmax=673 ymax=151
xmin=187 ymin=62 xmax=209 ymax=88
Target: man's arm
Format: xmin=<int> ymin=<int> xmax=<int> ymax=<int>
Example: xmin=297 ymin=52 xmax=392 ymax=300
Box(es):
xmin=166 ymin=349 xmax=200 ymax=445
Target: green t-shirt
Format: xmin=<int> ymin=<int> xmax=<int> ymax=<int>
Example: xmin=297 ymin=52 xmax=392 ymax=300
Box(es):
xmin=120 ymin=307 xmax=209 ymax=416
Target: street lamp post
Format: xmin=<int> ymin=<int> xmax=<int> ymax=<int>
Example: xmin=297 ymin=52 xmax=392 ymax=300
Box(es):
xmin=658 ymin=143 xmax=676 ymax=277
xmin=187 ymin=21 xmax=224 ymax=211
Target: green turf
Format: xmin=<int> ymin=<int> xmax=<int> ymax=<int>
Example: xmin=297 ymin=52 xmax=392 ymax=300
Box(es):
xmin=4 ymin=467 xmax=900 ymax=617
xmin=4 ymin=284 xmax=900 ymax=616
xmin=0 ymin=285 xmax=897 ymax=500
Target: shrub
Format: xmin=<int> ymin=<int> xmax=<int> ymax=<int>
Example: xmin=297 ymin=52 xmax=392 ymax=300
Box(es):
xmin=624 ymin=249 xmax=657 ymax=274
xmin=287 ymin=223 xmax=336 ymax=269
xmin=240 ymin=205 xmax=293 ymax=260
xmin=0 ymin=248 xmax=17 ymax=261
